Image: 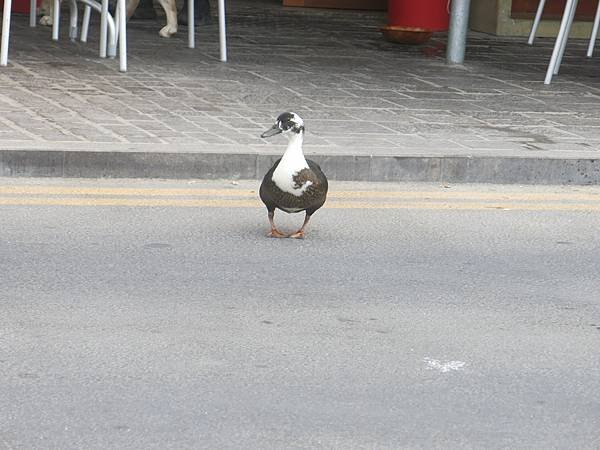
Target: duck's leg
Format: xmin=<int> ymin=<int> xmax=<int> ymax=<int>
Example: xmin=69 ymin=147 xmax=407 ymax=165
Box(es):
xmin=289 ymin=212 xmax=312 ymax=239
xmin=267 ymin=209 xmax=287 ymax=238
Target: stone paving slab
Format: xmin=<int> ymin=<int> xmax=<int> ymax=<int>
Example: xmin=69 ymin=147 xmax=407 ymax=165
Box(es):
xmin=1 ymin=0 xmax=600 ymax=183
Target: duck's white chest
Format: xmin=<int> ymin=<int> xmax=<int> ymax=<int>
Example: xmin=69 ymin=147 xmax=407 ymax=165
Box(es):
xmin=271 ymin=136 xmax=312 ymax=197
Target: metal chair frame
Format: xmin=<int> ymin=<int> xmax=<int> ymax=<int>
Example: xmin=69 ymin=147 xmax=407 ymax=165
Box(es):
xmin=528 ymin=0 xmax=600 ymax=84
xmin=1 ymin=0 xmax=226 ymax=70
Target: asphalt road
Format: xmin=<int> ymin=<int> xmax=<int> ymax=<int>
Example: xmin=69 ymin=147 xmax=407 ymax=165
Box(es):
xmin=1 ymin=178 xmax=599 ymax=450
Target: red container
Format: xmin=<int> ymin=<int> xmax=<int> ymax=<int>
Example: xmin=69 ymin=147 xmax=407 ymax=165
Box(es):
xmin=12 ymin=0 xmax=42 ymax=14
xmin=387 ymin=0 xmax=450 ymax=32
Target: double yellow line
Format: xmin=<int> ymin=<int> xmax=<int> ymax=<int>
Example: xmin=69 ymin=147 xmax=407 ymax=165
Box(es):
xmin=0 ymin=185 xmax=599 ymax=211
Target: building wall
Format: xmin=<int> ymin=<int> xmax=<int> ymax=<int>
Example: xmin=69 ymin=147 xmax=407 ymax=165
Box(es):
xmin=470 ymin=0 xmax=500 ymax=34
xmin=469 ymin=0 xmax=596 ymax=38
xmin=282 ymin=0 xmax=386 ymax=9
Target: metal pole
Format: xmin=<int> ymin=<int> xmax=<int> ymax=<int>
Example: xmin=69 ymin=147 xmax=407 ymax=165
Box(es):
xmin=100 ymin=0 xmax=108 ymax=57
xmin=527 ymin=0 xmax=546 ymax=45
xmin=68 ymin=0 xmax=78 ymax=41
xmin=81 ymin=6 xmax=91 ymax=42
xmin=78 ymin=0 xmax=115 ymax=55
xmin=554 ymin=0 xmax=577 ymax=75
xmin=586 ymin=0 xmax=600 ymax=57
xmin=52 ymin=0 xmax=60 ymax=40
xmin=118 ymin=0 xmax=127 ymax=71
xmin=218 ymin=0 xmax=226 ymax=62
xmin=30 ymin=0 xmax=37 ymax=27
xmin=446 ymin=0 xmax=471 ymax=64
xmin=188 ymin=0 xmax=194 ymax=48
xmin=1 ymin=0 xmax=12 ymax=66
xmin=544 ymin=0 xmax=576 ymax=83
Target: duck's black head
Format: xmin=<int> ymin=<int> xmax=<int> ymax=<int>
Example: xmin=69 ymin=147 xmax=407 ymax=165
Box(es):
xmin=261 ymin=112 xmax=305 ymax=138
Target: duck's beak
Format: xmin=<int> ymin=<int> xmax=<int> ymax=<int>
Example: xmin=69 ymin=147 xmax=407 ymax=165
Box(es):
xmin=261 ymin=124 xmax=282 ymax=138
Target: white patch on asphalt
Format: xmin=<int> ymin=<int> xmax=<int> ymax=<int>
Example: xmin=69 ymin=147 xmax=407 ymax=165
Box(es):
xmin=424 ymin=357 xmax=466 ymax=373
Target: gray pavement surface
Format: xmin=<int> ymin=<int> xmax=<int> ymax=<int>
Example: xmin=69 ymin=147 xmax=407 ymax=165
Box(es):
xmin=1 ymin=0 xmax=600 ymax=182
xmin=1 ymin=177 xmax=600 ymax=449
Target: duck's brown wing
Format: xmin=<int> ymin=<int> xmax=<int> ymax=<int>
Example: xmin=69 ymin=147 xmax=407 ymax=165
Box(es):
xmin=259 ymin=158 xmax=282 ymax=212
xmin=300 ymin=160 xmax=328 ymax=214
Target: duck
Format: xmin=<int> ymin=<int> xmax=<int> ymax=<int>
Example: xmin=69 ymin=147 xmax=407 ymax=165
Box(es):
xmin=259 ymin=112 xmax=328 ymax=239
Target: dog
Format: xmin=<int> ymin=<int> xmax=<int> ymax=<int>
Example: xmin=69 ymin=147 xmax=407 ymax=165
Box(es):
xmin=38 ymin=0 xmax=179 ymax=37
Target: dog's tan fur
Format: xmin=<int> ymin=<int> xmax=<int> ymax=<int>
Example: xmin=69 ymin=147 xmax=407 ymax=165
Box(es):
xmin=38 ymin=0 xmax=179 ymax=37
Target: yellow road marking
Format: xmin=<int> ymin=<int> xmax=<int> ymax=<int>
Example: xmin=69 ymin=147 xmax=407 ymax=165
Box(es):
xmin=0 ymin=186 xmax=258 ymax=197
xmin=327 ymin=201 xmax=600 ymax=211
xmin=331 ymin=190 xmax=600 ymax=202
xmin=0 ymin=197 xmax=259 ymax=208
xmin=0 ymin=184 xmax=599 ymax=211
xmin=0 ymin=185 xmax=599 ymax=202
xmin=0 ymin=196 xmax=599 ymax=211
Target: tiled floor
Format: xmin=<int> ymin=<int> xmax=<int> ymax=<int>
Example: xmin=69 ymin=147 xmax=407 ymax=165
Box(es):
xmin=1 ymin=0 xmax=599 ymax=159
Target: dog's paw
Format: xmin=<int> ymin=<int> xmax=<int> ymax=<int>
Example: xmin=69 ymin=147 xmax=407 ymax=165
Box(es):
xmin=39 ymin=15 xmax=53 ymax=26
xmin=159 ymin=24 xmax=177 ymax=38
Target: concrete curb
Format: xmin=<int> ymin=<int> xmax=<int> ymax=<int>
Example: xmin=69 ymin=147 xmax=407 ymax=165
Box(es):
xmin=0 ymin=150 xmax=599 ymax=185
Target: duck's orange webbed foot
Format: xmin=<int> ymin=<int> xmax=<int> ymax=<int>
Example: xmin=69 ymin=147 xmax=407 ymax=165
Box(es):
xmin=268 ymin=228 xmax=288 ymax=238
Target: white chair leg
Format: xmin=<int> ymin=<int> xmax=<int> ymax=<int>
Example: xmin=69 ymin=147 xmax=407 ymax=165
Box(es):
xmin=528 ymin=0 xmax=546 ymax=45
xmin=52 ymin=0 xmax=60 ymax=40
xmin=114 ymin=4 xmax=119 ymax=41
xmin=1 ymin=0 xmax=12 ymax=66
xmin=188 ymin=0 xmax=194 ymax=49
xmin=78 ymin=0 xmax=116 ymax=50
xmin=30 ymin=0 xmax=37 ymax=27
xmin=108 ymin=3 xmax=117 ymax=57
xmin=218 ymin=0 xmax=226 ymax=62
xmin=81 ymin=5 xmax=91 ymax=42
xmin=586 ymin=0 xmax=600 ymax=57
xmin=68 ymin=0 xmax=78 ymax=40
xmin=545 ymin=0 xmax=577 ymax=84
xmin=554 ymin=0 xmax=578 ymax=75
xmin=100 ymin=0 xmax=108 ymax=57
xmin=117 ymin=0 xmax=127 ymax=71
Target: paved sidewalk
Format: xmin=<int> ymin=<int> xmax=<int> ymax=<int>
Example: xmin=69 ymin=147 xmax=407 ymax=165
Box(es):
xmin=1 ymin=0 xmax=600 ymax=183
